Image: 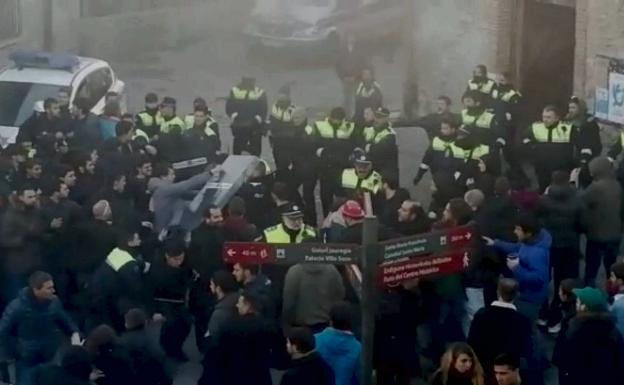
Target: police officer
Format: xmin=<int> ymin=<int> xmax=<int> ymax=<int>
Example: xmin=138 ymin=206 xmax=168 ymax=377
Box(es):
xmin=524 ymin=105 xmax=575 ymax=192
xmin=136 ymin=93 xmax=163 ymax=139
xmin=354 ymin=67 xmax=383 ymax=126
xmin=260 ymin=202 xmax=317 ymax=244
xmin=413 ymin=117 xmax=463 ymax=186
xmin=159 ymin=97 xmax=186 ymax=135
xmin=565 ymin=96 xmax=602 ymax=188
xmin=226 ymin=76 xmax=268 ymax=155
xmin=339 ymin=150 xmax=383 ymax=202
xmin=455 ymin=126 xmax=500 ymax=194
xmin=492 ymin=72 xmax=524 ymax=176
xmin=461 ymin=90 xmax=504 ymax=147
xmin=87 ymin=230 xmax=145 ymax=332
xmin=177 ymin=107 xmax=221 ymax=178
xmin=308 ymin=107 xmax=355 ymax=216
xmin=185 ymin=97 xmax=215 ymax=129
xmin=268 ymin=85 xmax=296 ymax=173
xmin=466 ymin=64 xmax=497 ymax=108
xmin=363 ymin=107 xmax=398 ymax=179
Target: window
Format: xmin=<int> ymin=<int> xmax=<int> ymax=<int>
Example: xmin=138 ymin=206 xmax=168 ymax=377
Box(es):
xmin=0 ymin=0 xmax=21 ymax=42
xmin=76 ymin=68 xmax=113 ymax=110
xmin=0 ymin=82 xmax=62 ymax=126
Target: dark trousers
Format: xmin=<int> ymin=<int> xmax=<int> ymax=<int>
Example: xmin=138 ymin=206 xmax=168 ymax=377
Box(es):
xmin=585 ymin=239 xmax=620 ymax=287
xmin=233 ymin=134 xmax=261 ymax=155
xmin=319 ymin=167 xmax=340 ymax=217
xmin=271 ymin=138 xmax=295 ymax=171
xmin=160 ymin=310 xmax=193 ymax=356
xmin=540 ymin=246 xmax=579 ymax=324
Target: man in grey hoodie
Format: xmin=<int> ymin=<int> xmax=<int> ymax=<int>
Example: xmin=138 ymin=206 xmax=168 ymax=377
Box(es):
xmin=282 ymin=263 xmax=345 ymax=333
xmin=583 ymin=157 xmax=623 ymax=287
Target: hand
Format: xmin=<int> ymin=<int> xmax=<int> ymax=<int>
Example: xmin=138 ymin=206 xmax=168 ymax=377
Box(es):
xmin=507 ymin=257 xmax=520 ymax=270
xmin=141 ymin=221 xmax=154 ymax=230
xmin=230 ymin=112 xmax=238 ymax=121
xmin=482 ymin=236 xmax=494 ymax=246
xmin=505 ymin=112 xmax=512 ymax=121
xmin=478 ymin=159 xmax=487 ymax=173
xmin=152 ymin=313 xmax=166 ymax=323
xmin=254 ymin=115 xmax=263 ymax=124
xmin=71 ymin=332 xmax=84 ymax=346
xmin=90 ymin=369 xmax=105 ymax=382
xmin=55 ymin=131 xmax=64 ymax=140
xmin=145 ymin=145 xmax=157 ymax=156
xmin=50 ymin=218 xmax=63 ymax=229
xmin=316 ymin=148 xmax=324 ymax=157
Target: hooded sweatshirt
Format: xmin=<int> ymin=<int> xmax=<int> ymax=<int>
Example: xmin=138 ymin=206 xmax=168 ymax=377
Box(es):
xmin=536 ymin=184 xmax=585 ymax=248
xmin=493 ymin=229 xmax=552 ymax=303
xmin=315 ymin=327 xmax=361 ymax=385
xmin=282 ymin=264 xmax=345 ymax=327
xmin=582 ymin=157 xmax=622 ymax=241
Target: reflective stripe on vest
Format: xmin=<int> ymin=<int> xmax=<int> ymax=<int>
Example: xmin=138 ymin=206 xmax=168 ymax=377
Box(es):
xmin=531 ymin=122 xmax=572 ymax=143
xmin=313 ymin=119 xmax=354 ymax=139
xmin=431 ymin=137 xmax=463 ymax=159
xmin=185 ymin=115 xmax=217 ymax=136
xmin=264 ymin=223 xmax=316 ymax=244
xmin=460 ymin=144 xmax=490 ymax=161
xmin=356 ymin=82 xmax=380 ymax=98
xmin=138 ymin=111 xmax=162 ymax=127
xmin=363 ymin=125 xmax=395 ymax=144
xmin=341 ymin=168 xmax=382 ymax=194
xmin=105 ymin=248 xmax=135 ymax=272
xmin=493 ymin=89 xmax=520 ymax=102
xmin=461 ymin=110 xmax=495 ymax=129
xmin=271 ymin=104 xmax=294 ymax=123
xmin=468 ymin=79 xmax=495 ymax=94
xmin=132 ymin=129 xmax=149 ymax=142
xmin=232 ymin=86 xmax=264 ymax=101
xmin=160 ymin=116 xmax=187 ymax=133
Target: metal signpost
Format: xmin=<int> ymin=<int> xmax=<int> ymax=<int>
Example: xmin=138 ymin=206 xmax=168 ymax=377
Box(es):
xmin=221 ymin=221 xmax=474 ymax=385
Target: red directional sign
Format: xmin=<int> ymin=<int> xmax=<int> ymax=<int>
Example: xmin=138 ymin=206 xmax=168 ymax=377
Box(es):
xmin=378 ymin=249 xmax=471 ymax=286
xmin=380 ymin=226 xmax=474 ymax=262
xmin=222 ymin=242 xmax=275 ymax=265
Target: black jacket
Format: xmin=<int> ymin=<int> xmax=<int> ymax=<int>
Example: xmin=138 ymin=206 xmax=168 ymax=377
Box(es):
xmin=119 ymin=328 xmax=172 ymax=385
xmin=188 ymin=223 xmax=225 ymax=281
xmin=467 ymin=302 xmax=533 ymax=370
xmin=280 ymin=351 xmax=335 ymax=385
xmin=146 ymin=258 xmax=194 ymax=316
xmin=535 ymin=185 xmax=585 ymax=248
xmin=559 ymin=312 xmax=624 ymax=385
xmin=91 ymin=343 xmax=137 ymax=385
xmin=215 ymin=313 xmax=276 ymax=385
xmin=71 ymin=219 xmax=117 ymax=274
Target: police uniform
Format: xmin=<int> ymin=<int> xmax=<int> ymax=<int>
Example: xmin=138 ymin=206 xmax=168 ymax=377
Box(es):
xmin=136 ymin=109 xmax=163 ymax=139
xmin=160 ymin=115 xmax=187 ymax=134
xmin=363 ymin=110 xmax=398 ymax=178
xmin=225 ymin=83 xmax=268 ymax=156
xmin=524 ymin=121 xmax=575 ymax=191
xmin=88 ymin=247 xmax=145 ymax=331
xmin=467 ymin=77 xmax=497 ymax=107
xmin=307 ymin=117 xmax=355 ymax=215
xmin=268 ymin=103 xmax=297 ymax=171
xmin=461 ymin=108 xmax=503 ymax=146
xmin=413 ymin=135 xmax=464 ymax=185
xmin=340 ymin=167 xmax=382 ymax=197
xmin=185 ymin=113 xmax=220 ymax=139
xmin=492 ymin=85 xmax=523 ymax=175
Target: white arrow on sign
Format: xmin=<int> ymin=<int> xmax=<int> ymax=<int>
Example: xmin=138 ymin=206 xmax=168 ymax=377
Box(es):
xmin=465 ymin=232 xmax=472 ymax=240
xmin=227 ymin=249 xmax=236 ymax=257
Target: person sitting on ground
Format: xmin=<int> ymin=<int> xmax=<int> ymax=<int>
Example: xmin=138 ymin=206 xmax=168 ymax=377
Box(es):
xmin=280 ymin=327 xmax=335 ymax=385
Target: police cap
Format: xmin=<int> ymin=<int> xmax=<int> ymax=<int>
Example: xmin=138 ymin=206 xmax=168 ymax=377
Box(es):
xmin=280 ymin=202 xmax=304 ymax=218
xmin=161 ymin=96 xmax=177 ymax=107
xmin=374 ymin=107 xmax=390 ymax=118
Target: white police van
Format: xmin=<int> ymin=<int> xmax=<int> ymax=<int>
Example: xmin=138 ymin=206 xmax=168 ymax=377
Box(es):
xmin=0 ymin=50 xmax=125 ymax=147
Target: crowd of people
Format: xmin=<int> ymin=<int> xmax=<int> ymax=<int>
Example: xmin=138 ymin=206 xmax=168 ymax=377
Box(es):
xmin=0 ymin=47 xmax=624 ymax=385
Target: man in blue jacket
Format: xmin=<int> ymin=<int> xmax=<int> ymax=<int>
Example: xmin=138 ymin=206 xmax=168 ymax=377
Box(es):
xmin=315 ymin=301 xmax=361 ymax=385
xmin=484 ymin=213 xmax=551 ymax=324
xmin=0 ymin=271 xmax=81 ymax=385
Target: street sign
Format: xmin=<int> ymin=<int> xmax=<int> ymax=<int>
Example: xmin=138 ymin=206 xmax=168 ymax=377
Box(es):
xmin=273 ymin=243 xmax=360 ymax=265
xmin=379 ymin=249 xmax=471 ymax=286
xmin=222 ymin=242 xmax=275 ymax=265
xmin=379 ymin=226 xmax=473 ymax=262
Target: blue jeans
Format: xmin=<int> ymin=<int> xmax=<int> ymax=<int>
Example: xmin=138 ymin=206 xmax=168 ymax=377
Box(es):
xmin=585 ymin=239 xmax=620 ymax=287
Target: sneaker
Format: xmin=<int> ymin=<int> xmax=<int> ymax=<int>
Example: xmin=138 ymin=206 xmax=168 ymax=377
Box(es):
xmin=537 ymin=318 xmax=548 ymax=327
xmin=548 ymin=323 xmax=562 ymax=334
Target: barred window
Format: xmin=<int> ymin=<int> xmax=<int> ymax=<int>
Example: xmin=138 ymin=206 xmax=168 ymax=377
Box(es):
xmin=0 ymin=0 xmax=21 ymax=42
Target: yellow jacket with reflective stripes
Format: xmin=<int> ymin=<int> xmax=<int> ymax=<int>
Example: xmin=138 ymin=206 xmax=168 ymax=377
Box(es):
xmin=530 ymin=122 xmax=572 ymax=143
xmin=461 ymin=110 xmax=495 ymax=129
xmin=264 ymin=223 xmax=316 ymax=244
xmin=160 ymin=116 xmax=187 ymax=134
xmin=105 ymin=248 xmax=136 ymax=272
xmin=341 ymin=168 xmax=382 ymax=194
xmin=363 ymin=125 xmax=395 ymax=144
xmin=231 ymin=86 xmax=265 ymax=101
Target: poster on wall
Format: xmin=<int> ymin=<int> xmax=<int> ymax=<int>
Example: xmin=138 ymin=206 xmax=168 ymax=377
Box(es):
xmin=595 ymin=87 xmax=609 ymax=120
xmin=608 ymin=71 xmax=624 ymax=124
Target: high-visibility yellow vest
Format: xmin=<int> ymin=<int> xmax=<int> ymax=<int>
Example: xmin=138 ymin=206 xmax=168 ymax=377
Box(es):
xmin=363 ymin=125 xmax=395 ymax=144
xmin=356 ymin=81 xmax=380 ymax=98
xmin=459 ymin=144 xmax=490 ymax=161
xmin=231 ymin=86 xmax=264 ymax=101
xmin=271 ymin=104 xmax=294 ymax=123
xmin=185 ymin=114 xmax=218 ymax=136
xmin=341 ymin=168 xmax=382 ymax=194
xmin=531 ymin=122 xmax=572 ymax=143
xmin=312 ymin=119 xmax=354 ymax=139
xmin=462 ymin=110 xmax=495 ymax=129
xmin=493 ymin=88 xmax=521 ymax=102
xmin=105 ymin=248 xmax=135 ymax=272
xmin=431 ymin=137 xmax=463 ymax=159
xmin=137 ymin=111 xmax=163 ymax=128
xmin=132 ymin=129 xmax=149 ymax=142
xmin=160 ymin=116 xmax=187 ymax=134
xmin=468 ymin=79 xmax=496 ymax=95
xmin=264 ymin=223 xmax=316 ymax=244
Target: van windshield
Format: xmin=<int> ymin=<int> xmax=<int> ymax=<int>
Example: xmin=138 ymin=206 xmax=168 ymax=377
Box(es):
xmin=0 ymin=81 xmax=61 ymax=126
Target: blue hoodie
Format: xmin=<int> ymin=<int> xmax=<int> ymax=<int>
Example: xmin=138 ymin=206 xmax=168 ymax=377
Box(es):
xmin=494 ymin=229 xmax=552 ymax=304
xmin=315 ymin=327 xmax=361 ymax=385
